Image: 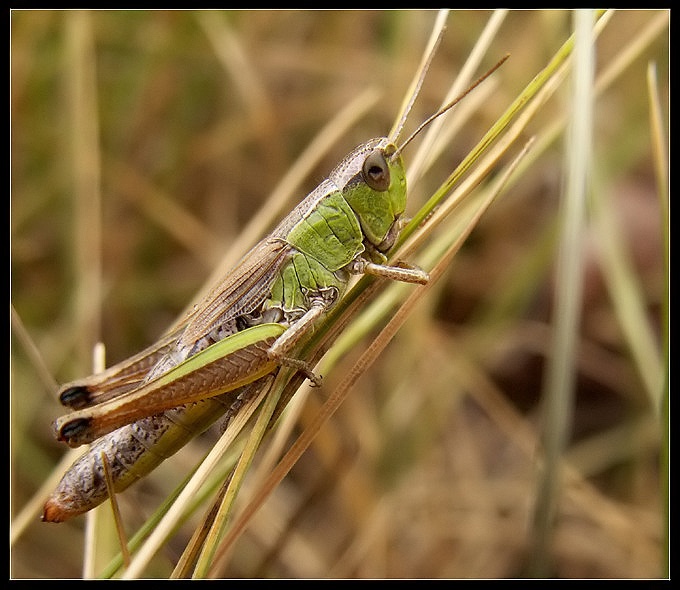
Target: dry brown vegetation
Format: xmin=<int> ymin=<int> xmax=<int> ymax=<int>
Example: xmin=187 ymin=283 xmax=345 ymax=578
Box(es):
xmin=11 ymin=10 xmax=668 ymax=578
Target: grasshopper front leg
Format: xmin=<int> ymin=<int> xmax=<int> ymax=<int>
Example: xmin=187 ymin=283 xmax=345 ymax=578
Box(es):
xmin=265 ymin=254 xmax=429 ymax=383
xmin=352 ymin=258 xmax=430 ymax=285
xmin=265 ymin=291 xmax=334 ymax=386
xmin=352 ymin=232 xmax=430 ymax=285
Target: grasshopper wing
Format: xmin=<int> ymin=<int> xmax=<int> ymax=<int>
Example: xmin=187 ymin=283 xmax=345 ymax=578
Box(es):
xmin=53 ymin=239 xmax=293 ymax=445
xmin=177 ymin=238 xmax=290 ymax=352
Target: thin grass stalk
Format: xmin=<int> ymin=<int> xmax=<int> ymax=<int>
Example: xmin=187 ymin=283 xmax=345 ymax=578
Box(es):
xmin=117 ymin=378 xmax=272 ymax=578
xmin=580 ymin=58 xmax=666 ymax=418
xmin=573 ymin=56 xmax=665 ymax=418
xmin=10 ymin=445 xmax=83 ymax=545
xmin=100 ymin=452 xmax=131 ymax=569
xmin=528 ymin=9 xmax=595 ymax=577
xmin=10 ymin=304 xmax=71 ymax=544
xmin=406 ymin=9 xmax=508 ymax=187
xmin=464 ymin=11 xmax=669 ymax=348
xmin=83 ymin=345 xmax=113 ymax=577
xmin=67 ymin=9 xmax=102 ymax=368
xmin=63 ymin=9 xmax=110 ymax=577
xmin=588 ymin=176 xmax=663 ymax=408
xmin=170 ymin=483 xmax=229 ymax=578
xmin=402 ymin=11 xmax=612 ymax=250
xmin=328 ymin=35 xmax=574 ymax=370
xmin=98 ymin=436 xmax=252 ymax=578
xmin=473 ymin=11 xmax=668 ymax=226
xmin=10 ymin=306 xmax=60 ymax=396
xmin=388 ymin=10 xmax=448 ymax=142
xmin=191 ymin=370 xmax=289 ymax=578
xmin=646 ymin=60 xmax=669 ymax=577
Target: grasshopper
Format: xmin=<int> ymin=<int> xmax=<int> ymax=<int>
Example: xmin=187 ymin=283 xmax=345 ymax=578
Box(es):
xmin=42 ymin=33 xmax=505 ymax=523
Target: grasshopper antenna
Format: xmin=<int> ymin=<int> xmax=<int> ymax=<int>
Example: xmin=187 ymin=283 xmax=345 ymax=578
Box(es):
xmin=392 ymin=54 xmax=510 ymax=160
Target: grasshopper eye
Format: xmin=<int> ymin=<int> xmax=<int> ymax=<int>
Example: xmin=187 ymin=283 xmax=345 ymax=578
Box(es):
xmin=362 ymin=150 xmax=391 ymax=192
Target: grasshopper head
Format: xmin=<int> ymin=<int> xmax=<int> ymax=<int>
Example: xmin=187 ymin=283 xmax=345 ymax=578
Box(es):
xmin=332 ymin=137 xmax=407 ymax=253
xmin=334 ymin=56 xmax=509 ymax=253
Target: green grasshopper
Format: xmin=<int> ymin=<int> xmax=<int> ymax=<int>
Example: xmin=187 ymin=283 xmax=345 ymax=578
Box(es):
xmin=43 ymin=36 xmax=505 ymax=523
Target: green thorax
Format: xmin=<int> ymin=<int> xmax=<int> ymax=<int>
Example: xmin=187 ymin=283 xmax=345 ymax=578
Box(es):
xmin=267 ymin=137 xmax=408 ymax=316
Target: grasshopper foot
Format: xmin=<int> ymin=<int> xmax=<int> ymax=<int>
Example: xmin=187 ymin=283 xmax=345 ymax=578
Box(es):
xmin=274 ymin=354 xmax=323 ymax=387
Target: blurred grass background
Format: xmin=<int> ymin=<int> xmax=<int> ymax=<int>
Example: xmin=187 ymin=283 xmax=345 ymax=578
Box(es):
xmin=11 ymin=10 xmax=668 ymax=578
